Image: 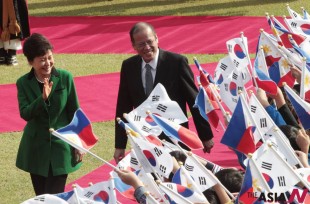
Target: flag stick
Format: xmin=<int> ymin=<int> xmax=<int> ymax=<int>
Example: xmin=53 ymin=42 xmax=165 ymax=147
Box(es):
xmin=50 ymin=129 xmax=117 ymax=170
xmin=72 ymin=184 xmax=81 ymax=204
xmin=240 ymin=32 xmax=258 ymax=92
xmin=266 ymin=13 xmax=283 ymax=45
xmin=300 ymin=57 xmax=307 ymax=100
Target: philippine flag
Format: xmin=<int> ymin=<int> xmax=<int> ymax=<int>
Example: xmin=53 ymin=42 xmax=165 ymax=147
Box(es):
xmin=194 ymin=86 xmax=220 ymax=128
xmin=268 ymin=58 xmax=295 ymax=88
xmin=256 ymin=31 xmax=281 ymax=66
xmin=148 ymin=113 xmax=203 ymax=150
xmin=220 ymin=96 xmax=256 ymax=155
xmin=113 ymin=175 xmax=135 ymax=200
xmin=238 ymin=164 xmax=258 ymax=204
xmin=55 ymin=108 xmax=98 ymax=150
xmin=284 ymin=84 xmax=310 ymax=130
xmin=271 ymin=16 xmax=306 ymax=48
xmin=254 ymin=67 xmax=278 ymax=96
xmin=193 ymin=57 xmax=215 ymax=85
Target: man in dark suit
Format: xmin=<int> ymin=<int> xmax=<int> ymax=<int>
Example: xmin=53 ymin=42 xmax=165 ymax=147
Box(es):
xmin=114 ymin=22 xmax=214 ymax=163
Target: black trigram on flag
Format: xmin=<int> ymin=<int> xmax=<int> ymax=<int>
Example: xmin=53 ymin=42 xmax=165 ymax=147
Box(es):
xmin=142 ymin=126 xmax=151 ymax=132
xmin=224 ymin=83 xmax=229 ymax=91
xmin=233 ymin=59 xmax=240 ymax=68
xmin=278 ymin=176 xmax=286 ymax=187
xmin=34 ymin=197 xmax=45 ymax=202
xmin=167 ymin=183 xmax=173 ymax=189
xmin=157 ymin=104 xmax=167 ymax=112
xmin=134 ymin=115 xmax=141 ymax=121
xmin=227 ymin=44 xmax=233 ymax=53
xmin=261 ymin=162 xmax=272 ymax=171
xmin=232 ymin=73 xmax=238 ymax=80
xmin=291 ymin=22 xmax=297 ymax=28
xmin=152 ymin=95 xmax=160 ymax=101
xmin=130 ymin=157 xmax=138 ymax=166
xmin=168 ymin=118 xmax=175 ymax=122
xmin=260 ymin=118 xmax=267 ymax=128
xmin=154 ymin=147 xmax=163 ymax=157
xmin=185 ymin=164 xmax=194 ymax=171
xmin=84 ymin=191 xmax=94 ymax=198
xmin=159 ymin=164 xmax=166 ymax=174
xmin=199 ymin=176 xmax=207 ymax=185
xmin=250 ymin=105 xmax=257 ymax=113
xmin=220 ymin=63 xmax=227 ymax=71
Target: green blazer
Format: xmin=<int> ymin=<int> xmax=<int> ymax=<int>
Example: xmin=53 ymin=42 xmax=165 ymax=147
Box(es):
xmin=16 ymin=68 xmax=81 ymax=177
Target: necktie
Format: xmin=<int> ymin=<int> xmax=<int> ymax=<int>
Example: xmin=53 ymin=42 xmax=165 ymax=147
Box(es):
xmin=145 ymin=64 xmax=153 ymax=96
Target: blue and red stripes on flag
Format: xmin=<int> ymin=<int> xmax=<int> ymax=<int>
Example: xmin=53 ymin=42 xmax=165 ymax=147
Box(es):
xmin=237 ymin=164 xmax=260 ymax=204
xmin=254 ymin=67 xmax=278 ymax=95
xmin=149 ymin=113 xmax=203 ymax=150
xmin=269 ymin=16 xmax=306 ymax=48
xmin=220 ymin=97 xmax=256 ymax=155
xmin=194 ymin=57 xmax=215 ymax=85
xmin=56 ymin=108 xmax=98 ymax=150
xmin=113 ymin=171 xmax=137 ymax=201
xmin=284 ymin=85 xmax=310 ymax=130
xmin=194 ymin=86 xmax=219 ymax=128
xmin=268 ymin=61 xmax=295 ymax=87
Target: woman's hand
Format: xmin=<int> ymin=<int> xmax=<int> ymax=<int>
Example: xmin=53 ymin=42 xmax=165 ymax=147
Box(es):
xmin=75 ymin=149 xmax=84 ymax=163
xmin=42 ymin=78 xmax=53 ymax=100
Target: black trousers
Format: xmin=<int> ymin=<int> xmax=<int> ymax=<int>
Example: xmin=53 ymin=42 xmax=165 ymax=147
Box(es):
xmin=30 ymin=165 xmax=68 ymax=196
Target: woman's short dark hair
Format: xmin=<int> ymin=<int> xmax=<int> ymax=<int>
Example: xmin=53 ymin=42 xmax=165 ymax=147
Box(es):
xmin=169 ymin=150 xmax=187 ymax=164
xmin=23 ymin=33 xmax=53 ymax=62
xmin=215 ymin=168 xmax=244 ymax=193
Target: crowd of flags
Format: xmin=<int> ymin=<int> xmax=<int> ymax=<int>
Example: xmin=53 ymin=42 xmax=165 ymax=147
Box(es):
xmin=22 ymin=4 xmax=310 ymax=204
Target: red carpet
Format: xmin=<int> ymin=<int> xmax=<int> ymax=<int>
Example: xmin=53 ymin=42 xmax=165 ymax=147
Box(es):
xmin=0 ymin=72 xmax=120 ymax=133
xmin=0 ymin=63 xmax=217 ymax=133
xmin=29 ymin=16 xmax=271 ymax=54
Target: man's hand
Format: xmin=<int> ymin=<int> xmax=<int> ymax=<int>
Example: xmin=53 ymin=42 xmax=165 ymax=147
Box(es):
xmin=202 ymin=139 xmax=214 ymax=153
xmin=114 ymin=148 xmax=125 ymax=164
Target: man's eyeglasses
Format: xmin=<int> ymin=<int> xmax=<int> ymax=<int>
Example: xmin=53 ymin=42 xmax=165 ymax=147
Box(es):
xmin=135 ymin=39 xmax=155 ymax=49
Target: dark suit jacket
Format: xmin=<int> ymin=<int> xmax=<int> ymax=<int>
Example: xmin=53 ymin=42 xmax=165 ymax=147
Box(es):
xmin=16 ymin=68 xmax=81 ymax=177
xmin=115 ymin=49 xmax=213 ymax=149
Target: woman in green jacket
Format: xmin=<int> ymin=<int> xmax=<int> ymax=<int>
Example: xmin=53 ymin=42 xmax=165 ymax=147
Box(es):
xmin=16 ymin=33 xmax=83 ymax=195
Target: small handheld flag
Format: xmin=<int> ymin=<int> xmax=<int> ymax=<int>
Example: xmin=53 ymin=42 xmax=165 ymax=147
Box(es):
xmin=54 ymin=108 xmax=98 ymax=150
